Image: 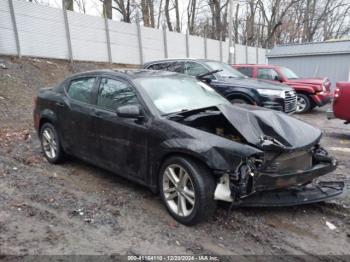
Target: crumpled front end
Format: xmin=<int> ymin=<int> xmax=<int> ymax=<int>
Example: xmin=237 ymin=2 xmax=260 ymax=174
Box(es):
xmin=168 ymin=104 xmax=346 ymax=206
xmin=214 ymin=145 xmax=346 ymax=206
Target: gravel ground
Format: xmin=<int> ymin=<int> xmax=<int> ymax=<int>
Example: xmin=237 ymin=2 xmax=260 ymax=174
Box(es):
xmin=0 ymin=56 xmax=349 ymax=258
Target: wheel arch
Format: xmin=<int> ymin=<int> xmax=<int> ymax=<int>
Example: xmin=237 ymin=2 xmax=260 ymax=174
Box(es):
xmin=226 ymin=92 xmax=255 ymax=104
xmin=38 ymin=109 xmax=58 ymax=132
xmin=150 ymin=150 xmax=216 ymax=193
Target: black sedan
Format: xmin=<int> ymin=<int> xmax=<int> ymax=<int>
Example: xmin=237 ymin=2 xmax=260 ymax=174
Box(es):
xmin=34 ymin=69 xmax=345 ymax=225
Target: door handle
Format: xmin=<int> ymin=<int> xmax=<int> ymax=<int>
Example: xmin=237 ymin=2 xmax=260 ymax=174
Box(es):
xmin=56 ymin=102 xmax=65 ymax=107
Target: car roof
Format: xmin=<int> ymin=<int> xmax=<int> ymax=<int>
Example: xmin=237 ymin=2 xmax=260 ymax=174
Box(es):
xmin=143 ymin=58 xmax=221 ymax=66
xmin=234 ymin=64 xmax=279 ymax=68
xmin=68 ymin=68 xmax=179 ymax=80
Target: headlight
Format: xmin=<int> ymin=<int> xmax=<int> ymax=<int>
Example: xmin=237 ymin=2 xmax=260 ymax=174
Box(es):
xmin=257 ymin=89 xmax=285 ymax=98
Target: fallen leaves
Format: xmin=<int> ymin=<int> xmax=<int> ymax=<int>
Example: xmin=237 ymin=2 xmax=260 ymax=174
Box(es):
xmin=0 ymin=128 xmax=30 ymax=147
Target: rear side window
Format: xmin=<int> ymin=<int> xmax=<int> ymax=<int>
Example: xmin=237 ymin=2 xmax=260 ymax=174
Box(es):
xmin=236 ymin=67 xmax=253 ymax=77
xmin=147 ymin=63 xmax=170 ymax=70
xmin=67 ymin=77 xmax=96 ymax=104
xmin=147 ymin=62 xmax=184 ymax=73
xmin=97 ymin=78 xmax=138 ymax=111
xmin=257 ymin=68 xmax=279 ymax=80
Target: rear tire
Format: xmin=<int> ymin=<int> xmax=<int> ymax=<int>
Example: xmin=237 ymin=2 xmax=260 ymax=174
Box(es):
xmin=296 ymin=94 xmax=311 ymax=113
xmin=159 ymin=156 xmax=217 ymax=225
xmin=40 ymin=122 xmax=64 ymax=164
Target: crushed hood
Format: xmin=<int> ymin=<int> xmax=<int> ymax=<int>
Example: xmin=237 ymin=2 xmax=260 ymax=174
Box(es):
xmin=217 ymin=104 xmax=322 ymax=150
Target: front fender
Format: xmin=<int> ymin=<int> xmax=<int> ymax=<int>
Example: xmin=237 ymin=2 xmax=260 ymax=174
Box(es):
xmin=287 ymin=83 xmax=317 ymax=94
xmin=212 ymin=84 xmax=258 ymax=104
xmin=39 ymin=109 xmax=58 ymax=130
xmin=150 ymin=138 xmax=262 ymax=185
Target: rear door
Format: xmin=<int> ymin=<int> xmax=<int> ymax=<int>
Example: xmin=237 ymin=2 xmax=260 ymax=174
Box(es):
xmin=58 ymin=76 xmax=97 ymax=159
xmin=91 ymin=77 xmax=149 ymax=180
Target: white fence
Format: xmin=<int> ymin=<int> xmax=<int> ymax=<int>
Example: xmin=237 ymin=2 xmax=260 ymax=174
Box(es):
xmin=0 ymin=0 xmax=268 ymax=65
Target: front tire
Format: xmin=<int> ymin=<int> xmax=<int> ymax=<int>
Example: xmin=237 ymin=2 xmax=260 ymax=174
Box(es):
xmin=159 ymin=156 xmax=217 ymax=225
xmin=296 ymin=94 xmax=311 ymax=113
xmin=40 ymin=122 xmax=64 ymax=164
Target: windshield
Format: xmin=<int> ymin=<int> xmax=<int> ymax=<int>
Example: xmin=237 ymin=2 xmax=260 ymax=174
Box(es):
xmin=135 ymin=75 xmax=230 ymax=115
xmin=204 ymin=61 xmax=247 ymax=79
xmin=280 ymin=67 xmax=299 ymax=79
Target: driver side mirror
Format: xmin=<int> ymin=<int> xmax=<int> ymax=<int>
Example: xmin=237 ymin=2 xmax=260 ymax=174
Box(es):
xmin=274 ymin=75 xmax=282 ymax=82
xmin=199 ymin=75 xmax=213 ymax=84
xmin=116 ymin=104 xmax=142 ymax=119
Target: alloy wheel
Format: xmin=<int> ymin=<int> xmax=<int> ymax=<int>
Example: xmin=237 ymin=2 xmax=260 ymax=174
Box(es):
xmin=41 ymin=127 xmax=58 ymax=159
xmin=296 ymin=95 xmax=307 ymax=112
xmin=162 ymin=164 xmax=195 ymax=217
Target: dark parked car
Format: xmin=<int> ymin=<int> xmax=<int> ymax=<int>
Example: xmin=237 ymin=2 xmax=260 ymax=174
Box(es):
xmin=234 ymin=64 xmax=332 ymax=113
xmin=34 ymin=69 xmax=345 ymax=225
xmin=143 ymin=59 xmax=297 ymax=114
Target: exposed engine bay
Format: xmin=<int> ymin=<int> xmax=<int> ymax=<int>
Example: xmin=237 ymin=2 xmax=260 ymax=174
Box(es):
xmin=168 ymin=105 xmax=346 ymax=206
xmin=178 ymin=109 xmax=244 ymax=144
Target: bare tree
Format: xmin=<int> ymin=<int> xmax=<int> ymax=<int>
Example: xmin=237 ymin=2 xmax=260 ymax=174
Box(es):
xmin=141 ymin=0 xmax=155 ymax=27
xmin=258 ymin=0 xmax=300 ymax=48
xmin=187 ymin=0 xmax=197 ymax=34
xmin=164 ymin=0 xmax=173 ymax=31
xmin=62 ymin=0 xmax=73 ymax=11
xmin=113 ymin=0 xmax=132 ymax=23
xmin=103 ymin=0 xmax=112 ymax=19
xmin=207 ymin=0 xmax=229 ymax=40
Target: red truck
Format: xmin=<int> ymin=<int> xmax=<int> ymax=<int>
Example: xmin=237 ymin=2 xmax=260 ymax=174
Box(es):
xmin=327 ymin=82 xmax=350 ymax=124
xmin=233 ymin=64 xmax=332 ymax=113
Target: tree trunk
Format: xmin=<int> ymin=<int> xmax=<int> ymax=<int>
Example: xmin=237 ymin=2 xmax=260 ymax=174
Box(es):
xmin=149 ymin=0 xmax=155 ymax=28
xmin=103 ymin=0 xmax=112 ymax=19
xmin=174 ymin=0 xmax=181 ymax=32
xmin=62 ymin=0 xmax=73 ymax=11
xmin=141 ymin=0 xmax=150 ymax=27
xmin=165 ymin=0 xmax=173 ymax=31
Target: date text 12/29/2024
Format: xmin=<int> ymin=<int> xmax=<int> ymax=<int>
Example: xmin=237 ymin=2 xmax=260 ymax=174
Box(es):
xmin=127 ymin=255 xmax=220 ymax=261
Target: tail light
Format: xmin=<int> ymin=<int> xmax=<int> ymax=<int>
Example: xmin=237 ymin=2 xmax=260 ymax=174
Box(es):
xmin=333 ymin=87 xmax=340 ymax=103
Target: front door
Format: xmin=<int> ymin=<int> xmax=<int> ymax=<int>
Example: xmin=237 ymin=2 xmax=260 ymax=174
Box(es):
xmin=91 ymin=77 xmax=149 ymax=180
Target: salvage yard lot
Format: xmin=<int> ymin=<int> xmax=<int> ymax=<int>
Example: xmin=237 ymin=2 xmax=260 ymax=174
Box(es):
xmin=0 ymin=56 xmax=349 ymax=256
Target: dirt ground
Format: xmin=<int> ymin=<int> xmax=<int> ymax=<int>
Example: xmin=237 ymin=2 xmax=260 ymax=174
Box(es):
xmin=0 ymin=56 xmax=349 ymax=258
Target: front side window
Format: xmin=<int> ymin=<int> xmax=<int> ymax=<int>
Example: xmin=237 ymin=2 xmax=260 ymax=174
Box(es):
xmin=135 ymin=75 xmax=230 ymax=115
xmin=97 ymin=78 xmax=138 ymax=111
xmin=67 ymin=77 xmax=96 ymax=104
xmin=204 ymin=61 xmax=246 ymax=79
xmin=257 ymin=68 xmax=279 ymax=81
xmin=184 ymin=62 xmax=209 ymax=76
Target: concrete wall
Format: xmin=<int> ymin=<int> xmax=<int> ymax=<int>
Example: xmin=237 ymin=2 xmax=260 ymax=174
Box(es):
xmin=268 ymin=54 xmax=350 ymax=87
xmin=0 ymin=0 xmax=268 ymax=65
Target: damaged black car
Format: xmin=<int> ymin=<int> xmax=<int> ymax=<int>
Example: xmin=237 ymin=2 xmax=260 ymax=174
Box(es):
xmin=34 ymin=69 xmax=346 ymax=225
